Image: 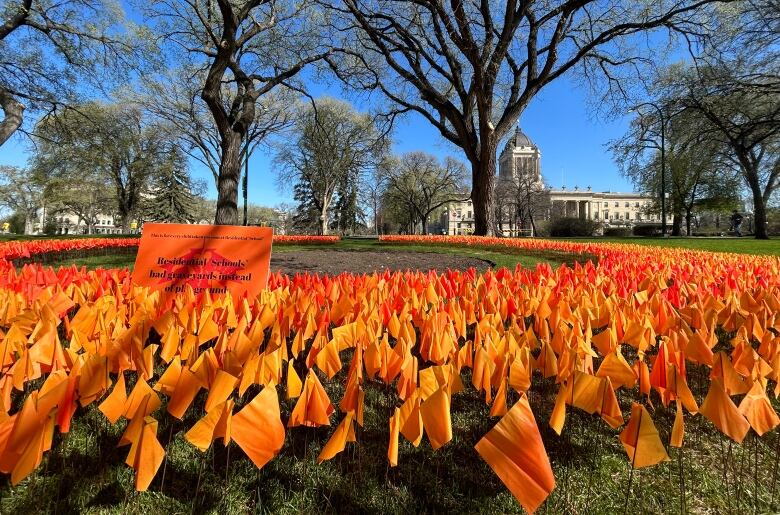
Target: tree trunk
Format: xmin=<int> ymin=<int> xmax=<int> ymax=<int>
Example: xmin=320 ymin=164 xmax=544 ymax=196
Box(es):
xmin=685 ymin=209 xmax=692 ymax=236
xmin=421 ymin=215 xmax=428 ymax=235
xmin=750 ymin=181 xmax=769 ymax=239
xmin=320 ymin=206 xmax=328 ymax=236
xmin=671 ymin=213 xmax=682 ymax=237
xmin=215 ymin=132 xmax=241 ymax=225
xmin=0 ymin=87 xmax=24 ymax=147
xmin=472 ymin=138 xmax=497 ymax=236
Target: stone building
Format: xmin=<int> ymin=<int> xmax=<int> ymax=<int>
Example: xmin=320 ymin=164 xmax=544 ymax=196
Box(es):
xmin=442 ymin=126 xmax=670 ymax=236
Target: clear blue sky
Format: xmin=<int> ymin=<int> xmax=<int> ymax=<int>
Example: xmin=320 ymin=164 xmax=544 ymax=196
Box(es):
xmin=0 ymin=72 xmax=635 ymax=206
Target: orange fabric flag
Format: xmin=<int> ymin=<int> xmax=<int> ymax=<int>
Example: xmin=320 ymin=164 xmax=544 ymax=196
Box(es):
xmin=700 ymin=379 xmax=750 ymax=443
xmin=475 ymin=393 xmax=555 ymax=514
xmin=738 ymin=382 xmax=780 ymax=436
xmin=317 ymin=412 xmax=356 ymax=463
xmin=204 ymin=370 xmax=238 ymax=413
xmin=286 ymin=361 xmax=302 ymax=400
xmin=231 ymin=386 xmax=285 ymax=470
xmin=98 ymin=373 xmax=128 ymax=424
xmin=600 ymin=377 xmax=624 ymax=429
xmin=185 ymin=400 xmax=235 ymax=452
xmin=670 ymin=400 xmax=684 ymax=448
xmin=124 ymin=416 xmax=165 ymax=491
xmin=420 ymin=385 xmax=452 ymax=450
xmin=288 ymin=370 xmax=334 ymax=427
xmin=619 ymin=403 xmax=670 ymax=468
xmin=388 ymin=408 xmax=400 ymax=467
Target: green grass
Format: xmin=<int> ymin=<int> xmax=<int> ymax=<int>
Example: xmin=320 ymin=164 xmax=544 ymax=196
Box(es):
xmin=551 ymin=236 xmax=780 ymax=256
xmin=2 ymin=362 xmax=778 ymax=514
xmin=35 ymin=239 xmax=577 ymax=272
xmin=3 ymin=241 xmax=780 ymax=512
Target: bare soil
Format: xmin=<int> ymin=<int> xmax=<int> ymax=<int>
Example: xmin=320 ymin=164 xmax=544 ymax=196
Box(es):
xmin=270 ymin=250 xmax=492 ymax=275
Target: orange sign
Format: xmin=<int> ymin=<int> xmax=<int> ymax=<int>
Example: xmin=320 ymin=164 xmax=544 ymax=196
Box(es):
xmin=132 ymin=223 xmax=272 ymax=299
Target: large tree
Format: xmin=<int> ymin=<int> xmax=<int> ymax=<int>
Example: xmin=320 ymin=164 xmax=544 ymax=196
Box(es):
xmin=383 ymin=152 xmax=468 ymax=235
xmin=274 ymin=97 xmax=385 ymax=235
xmin=612 ymin=106 xmax=741 ymax=235
xmin=325 ymin=0 xmax=733 ymax=235
xmin=0 ymin=0 xmax=136 ymax=146
xmin=32 ymin=102 xmax=172 ymax=232
xmin=146 ymin=0 xmax=332 ymax=225
xmin=0 ymin=165 xmax=45 ymax=233
xmin=133 ymin=68 xmax=295 ymax=188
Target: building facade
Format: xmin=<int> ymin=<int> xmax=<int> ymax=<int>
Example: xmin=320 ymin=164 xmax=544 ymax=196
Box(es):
xmin=443 ymin=127 xmax=671 ymax=236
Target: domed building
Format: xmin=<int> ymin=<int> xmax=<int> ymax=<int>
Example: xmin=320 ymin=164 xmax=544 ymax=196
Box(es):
xmin=441 ymin=126 xmax=668 ymax=236
xmin=498 ymin=126 xmax=543 ymax=188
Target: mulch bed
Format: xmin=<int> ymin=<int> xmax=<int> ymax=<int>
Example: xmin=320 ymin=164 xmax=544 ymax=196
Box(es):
xmin=270 ymin=250 xmax=493 ymax=275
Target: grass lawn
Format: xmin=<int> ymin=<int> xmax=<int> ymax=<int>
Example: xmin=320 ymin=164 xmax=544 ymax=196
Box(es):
xmin=42 ymin=239 xmax=579 ymax=272
xmin=553 ymin=236 xmax=780 ymax=256
xmin=2 ymin=363 xmax=778 ymax=514
xmin=3 ymin=239 xmax=780 ymax=512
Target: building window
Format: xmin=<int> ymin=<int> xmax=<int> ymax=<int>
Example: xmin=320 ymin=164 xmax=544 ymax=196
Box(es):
xmin=625 ymin=202 xmax=629 ymax=207
xmin=467 ymin=211 xmax=472 ymax=218
xmin=594 ymin=212 xmax=599 ymax=219
xmin=614 ymin=202 xmax=619 ymax=207
xmin=635 ymin=202 xmax=640 ymax=208
xmin=603 ymin=202 xmax=608 ymax=207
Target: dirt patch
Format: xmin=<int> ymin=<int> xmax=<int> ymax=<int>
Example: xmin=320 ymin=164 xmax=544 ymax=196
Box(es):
xmin=271 ymin=250 xmax=492 ymax=275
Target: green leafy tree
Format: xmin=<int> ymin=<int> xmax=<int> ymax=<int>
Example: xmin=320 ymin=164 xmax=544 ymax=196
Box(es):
xmin=32 ymin=102 xmax=173 ymax=231
xmin=0 ymin=165 xmax=46 ymax=234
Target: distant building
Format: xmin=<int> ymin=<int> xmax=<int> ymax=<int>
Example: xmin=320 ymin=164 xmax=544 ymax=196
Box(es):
xmin=442 ymin=126 xmax=671 ymax=236
xmin=32 ymin=211 xmax=125 ymax=235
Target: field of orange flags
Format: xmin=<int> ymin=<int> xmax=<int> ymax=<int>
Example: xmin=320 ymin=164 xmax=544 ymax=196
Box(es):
xmin=0 ymin=234 xmax=779 ymax=512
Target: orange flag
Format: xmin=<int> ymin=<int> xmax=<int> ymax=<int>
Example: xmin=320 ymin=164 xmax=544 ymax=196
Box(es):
xmin=619 ymin=403 xmax=670 ymax=468
xmin=317 ymin=412 xmax=356 ymax=463
xmin=98 ymin=373 xmax=128 ymax=424
xmin=288 ymin=370 xmax=334 ymax=427
xmin=420 ymin=385 xmax=452 ymax=450
xmin=124 ymin=416 xmax=165 ymax=491
xmin=475 ymin=393 xmax=555 ymax=514
xmin=700 ymin=379 xmax=750 ymax=443
xmin=738 ymin=382 xmax=780 ymax=436
xmin=670 ymin=400 xmax=684 ymax=448
xmin=231 ymin=386 xmax=285 ymax=470
xmin=286 ymin=361 xmax=302 ymax=400
xmin=388 ymin=408 xmax=400 ymax=467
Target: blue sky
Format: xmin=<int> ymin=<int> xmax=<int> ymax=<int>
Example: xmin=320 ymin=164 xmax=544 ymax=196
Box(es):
xmin=0 ymin=72 xmax=635 ymax=206
xmin=1 ymin=0 xmax=639 ymax=207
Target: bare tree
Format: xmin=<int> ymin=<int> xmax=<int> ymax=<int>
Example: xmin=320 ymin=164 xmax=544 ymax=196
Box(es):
xmin=384 ymin=152 xmax=469 ymax=235
xmin=323 ymin=0 xmax=731 ymax=235
xmin=0 ymin=0 xmax=137 ymax=146
xmin=146 ymin=0 xmax=332 ymax=225
xmin=132 ymin=68 xmax=296 ymax=185
xmin=496 ymin=173 xmax=550 ymax=237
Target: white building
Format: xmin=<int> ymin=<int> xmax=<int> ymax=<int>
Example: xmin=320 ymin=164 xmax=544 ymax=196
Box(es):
xmin=443 ymin=127 xmax=671 ymax=236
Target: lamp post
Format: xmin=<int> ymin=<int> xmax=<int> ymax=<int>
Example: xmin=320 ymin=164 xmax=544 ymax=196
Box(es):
xmin=243 ymin=129 xmax=249 ymax=226
xmin=631 ymin=102 xmax=667 ymax=236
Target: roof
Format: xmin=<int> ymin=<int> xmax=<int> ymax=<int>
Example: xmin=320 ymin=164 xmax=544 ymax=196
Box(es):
xmin=503 ymin=126 xmax=536 ymax=152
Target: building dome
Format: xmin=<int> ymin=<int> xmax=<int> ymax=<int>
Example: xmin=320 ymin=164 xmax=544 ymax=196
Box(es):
xmin=503 ymin=126 xmax=536 ymax=153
